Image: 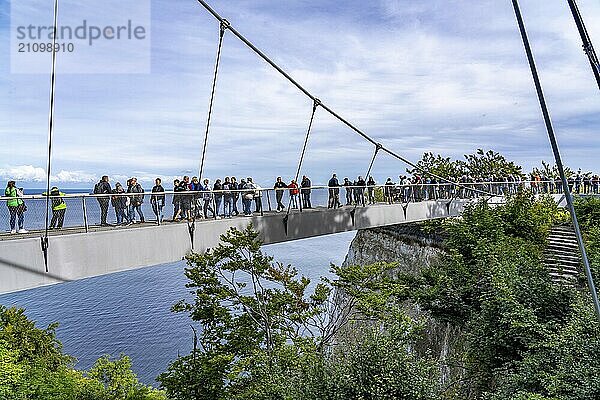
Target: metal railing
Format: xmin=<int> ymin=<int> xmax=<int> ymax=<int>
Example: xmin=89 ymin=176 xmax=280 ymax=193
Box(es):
xmin=0 ymin=181 xmax=586 ymax=237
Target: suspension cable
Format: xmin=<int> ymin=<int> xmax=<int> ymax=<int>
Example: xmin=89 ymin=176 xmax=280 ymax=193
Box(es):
xmin=285 ymin=99 xmax=319 ymax=215
xmin=198 ymin=20 xmax=229 ymax=180
xmin=194 ymin=0 xmax=499 ymax=199
xmin=511 ymin=0 xmax=600 ymax=321
xmin=42 ymin=0 xmax=60 ymax=273
xmin=350 ymin=143 xmax=382 ymax=224
xmin=566 ymin=0 xmax=600 ymax=91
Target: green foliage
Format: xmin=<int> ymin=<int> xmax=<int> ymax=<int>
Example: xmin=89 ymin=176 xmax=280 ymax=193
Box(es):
xmin=410 ymin=152 xmax=464 ymax=178
xmin=574 ymin=196 xmax=600 ymax=232
xmin=531 ymin=160 xmax=574 ymax=179
xmin=161 ymin=190 xmax=600 ymax=399
xmin=0 ymin=305 xmax=166 ymax=400
xmin=410 ymin=149 xmax=524 ymax=179
xmin=160 ymin=225 xmax=442 ymax=399
xmin=462 ymin=149 xmax=523 ymax=178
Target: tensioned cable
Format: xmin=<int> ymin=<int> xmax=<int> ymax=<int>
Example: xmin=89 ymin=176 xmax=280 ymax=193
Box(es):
xmin=194 ymin=0 xmax=500 ymax=199
xmin=192 ymin=20 xmax=229 ymax=250
xmin=198 ymin=20 xmax=229 ymax=180
xmin=283 ymin=99 xmax=320 ymax=233
xmin=42 ymin=0 xmax=60 ymax=273
xmin=566 ymin=0 xmax=600 ymax=91
xmin=350 ymin=143 xmax=382 ymax=224
xmin=511 ymin=0 xmax=600 ymax=321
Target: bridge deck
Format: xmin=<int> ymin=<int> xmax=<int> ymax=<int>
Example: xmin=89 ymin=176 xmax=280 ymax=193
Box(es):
xmin=0 ymin=198 xmax=486 ymax=294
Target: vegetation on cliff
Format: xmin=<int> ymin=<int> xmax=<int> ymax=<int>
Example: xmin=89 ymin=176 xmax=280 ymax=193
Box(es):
xmin=159 ymin=191 xmax=600 ymax=400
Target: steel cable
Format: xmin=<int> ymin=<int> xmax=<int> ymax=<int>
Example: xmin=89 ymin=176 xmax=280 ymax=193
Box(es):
xmin=512 ymin=0 xmax=600 ymax=321
xmin=42 ymin=0 xmax=60 ymax=273
xmin=194 ymin=0 xmax=500 ymax=199
xmin=566 ymin=0 xmax=600 ymax=91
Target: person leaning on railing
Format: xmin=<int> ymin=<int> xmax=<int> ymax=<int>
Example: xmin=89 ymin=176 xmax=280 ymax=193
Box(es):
xmin=42 ymin=186 xmax=67 ymax=229
xmin=5 ymin=181 xmax=28 ymax=234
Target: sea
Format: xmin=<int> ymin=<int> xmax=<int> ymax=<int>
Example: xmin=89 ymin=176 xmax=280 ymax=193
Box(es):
xmin=0 ymin=198 xmax=355 ymax=386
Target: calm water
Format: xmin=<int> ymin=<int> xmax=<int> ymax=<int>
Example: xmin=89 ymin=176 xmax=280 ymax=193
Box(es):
xmin=0 ymin=232 xmax=355 ymax=385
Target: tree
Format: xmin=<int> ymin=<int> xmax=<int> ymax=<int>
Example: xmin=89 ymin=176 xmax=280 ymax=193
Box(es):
xmin=0 ymin=305 xmax=166 ymax=400
xmin=159 ymin=225 xmax=442 ymax=399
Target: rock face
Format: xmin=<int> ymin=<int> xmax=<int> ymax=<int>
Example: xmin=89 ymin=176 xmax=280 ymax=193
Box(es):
xmin=343 ymin=224 xmax=445 ymax=273
xmin=342 ymin=223 xmax=465 ymax=385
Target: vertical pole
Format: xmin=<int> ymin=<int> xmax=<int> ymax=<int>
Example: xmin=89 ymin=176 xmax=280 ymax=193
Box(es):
xmin=512 ymin=0 xmax=600 ymax=321
xmin=82 ymin=196 xmax=89 ymax=233
xmin=266 ymin=189 xmax=272 ymax=212
xmin=566 ymin=0 xmax=600 ymax=91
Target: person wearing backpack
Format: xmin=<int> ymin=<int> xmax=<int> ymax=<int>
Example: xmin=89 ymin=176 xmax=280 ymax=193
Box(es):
xmin=94 ymin=176 xmax=112 ymax=226
xmin=5 ymin=181 xmax=27 ymax=234
xmin=42 ymin=186 xmax=67 ymax=229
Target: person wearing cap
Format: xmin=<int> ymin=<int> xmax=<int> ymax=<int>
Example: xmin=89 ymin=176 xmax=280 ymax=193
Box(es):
xmin=5 ymin=181 xmax=27 ymax=234
xmin=42 ymin=186 xmax=67 ymax=229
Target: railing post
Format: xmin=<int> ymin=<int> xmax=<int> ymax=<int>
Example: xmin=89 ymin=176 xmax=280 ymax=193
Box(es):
xmin=266 ymin=189 xmax=272 ymax=212
xmin=82 ymin=196 xmax=89 ymax=233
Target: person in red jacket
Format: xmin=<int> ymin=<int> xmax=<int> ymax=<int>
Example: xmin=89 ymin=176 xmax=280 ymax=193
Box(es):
xmin=288 ymin=180 xmax=299 ymax=209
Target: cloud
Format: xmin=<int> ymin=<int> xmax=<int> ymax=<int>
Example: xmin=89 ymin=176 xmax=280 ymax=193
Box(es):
xmin=1 ymin=0 xmax=599 ymax=186
xmin=0 ymin=165 xmax=98 ymax=184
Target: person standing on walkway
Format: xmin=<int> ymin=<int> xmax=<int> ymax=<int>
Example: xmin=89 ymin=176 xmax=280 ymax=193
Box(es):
xmin=151 ymin=178 xmax=165 ymax=224
xmin=178 ymin=176 xmax=192 ymax=221
xmin=111 ymin=183 xmax=129 ymax=226
xmin=248 ymin=177 xmax=262 ymax=214
xmin=384 ymin=178 xmax=395 ymax=204
xmin=367 ymin=176 xmax=376 ymax=204
xmin=343 ymin=178 xmax=353 ymax=205
xmin=42 ymin=186 xmax=67 ymax=229
xmin=301 ymin=175 xmax=312 ymax=209
xmin=127 ymin=177 xmax=145 ymax=223
xmin=240 ymin=179 xmax=253 ymax=216
xmin=213 ymin=179 xmax=223 ymax=217
xmin=356 ymin=176 xmax=366 ymax=206
xmin=328 ymin=174 xmax=341 ymax=209
xmin=94 ymin=176 xmax=112 ymax=226
xmin=5 ymin=181 xmax=27 ymax=234
xmin=274 ymin=177 xmax=287 ymax=212
xmin=231 ymin=177 xmax=240 ymax=216
xmin=200 ymin=179 xmax=217 ymax=219
xmin=189 ymin=176 xmax=202 ymax=218
xmin=172 ymin=179 xmax=182 ymax=221
xmin=288 ymin=180 xmax=299 ymax=209
xmin=222 ymin=177 xmax=233 ymax=218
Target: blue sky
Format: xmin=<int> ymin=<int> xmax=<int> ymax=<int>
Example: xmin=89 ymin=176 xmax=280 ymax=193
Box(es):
xmin=1 ymin=0 xmax=599 ymax=188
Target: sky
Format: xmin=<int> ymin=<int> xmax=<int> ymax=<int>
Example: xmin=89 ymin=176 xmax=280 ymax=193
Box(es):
xmin=1 ymin=0 xmax=599 ymax=188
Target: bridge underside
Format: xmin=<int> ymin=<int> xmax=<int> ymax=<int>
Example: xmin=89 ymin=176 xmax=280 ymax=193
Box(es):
xmin=0 ymin=199 xmax=479 ymax=294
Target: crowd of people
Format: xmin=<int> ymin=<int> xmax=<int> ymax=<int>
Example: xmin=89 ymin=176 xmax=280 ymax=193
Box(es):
xmin=2 ymin=170 xmax=600 ymax=233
